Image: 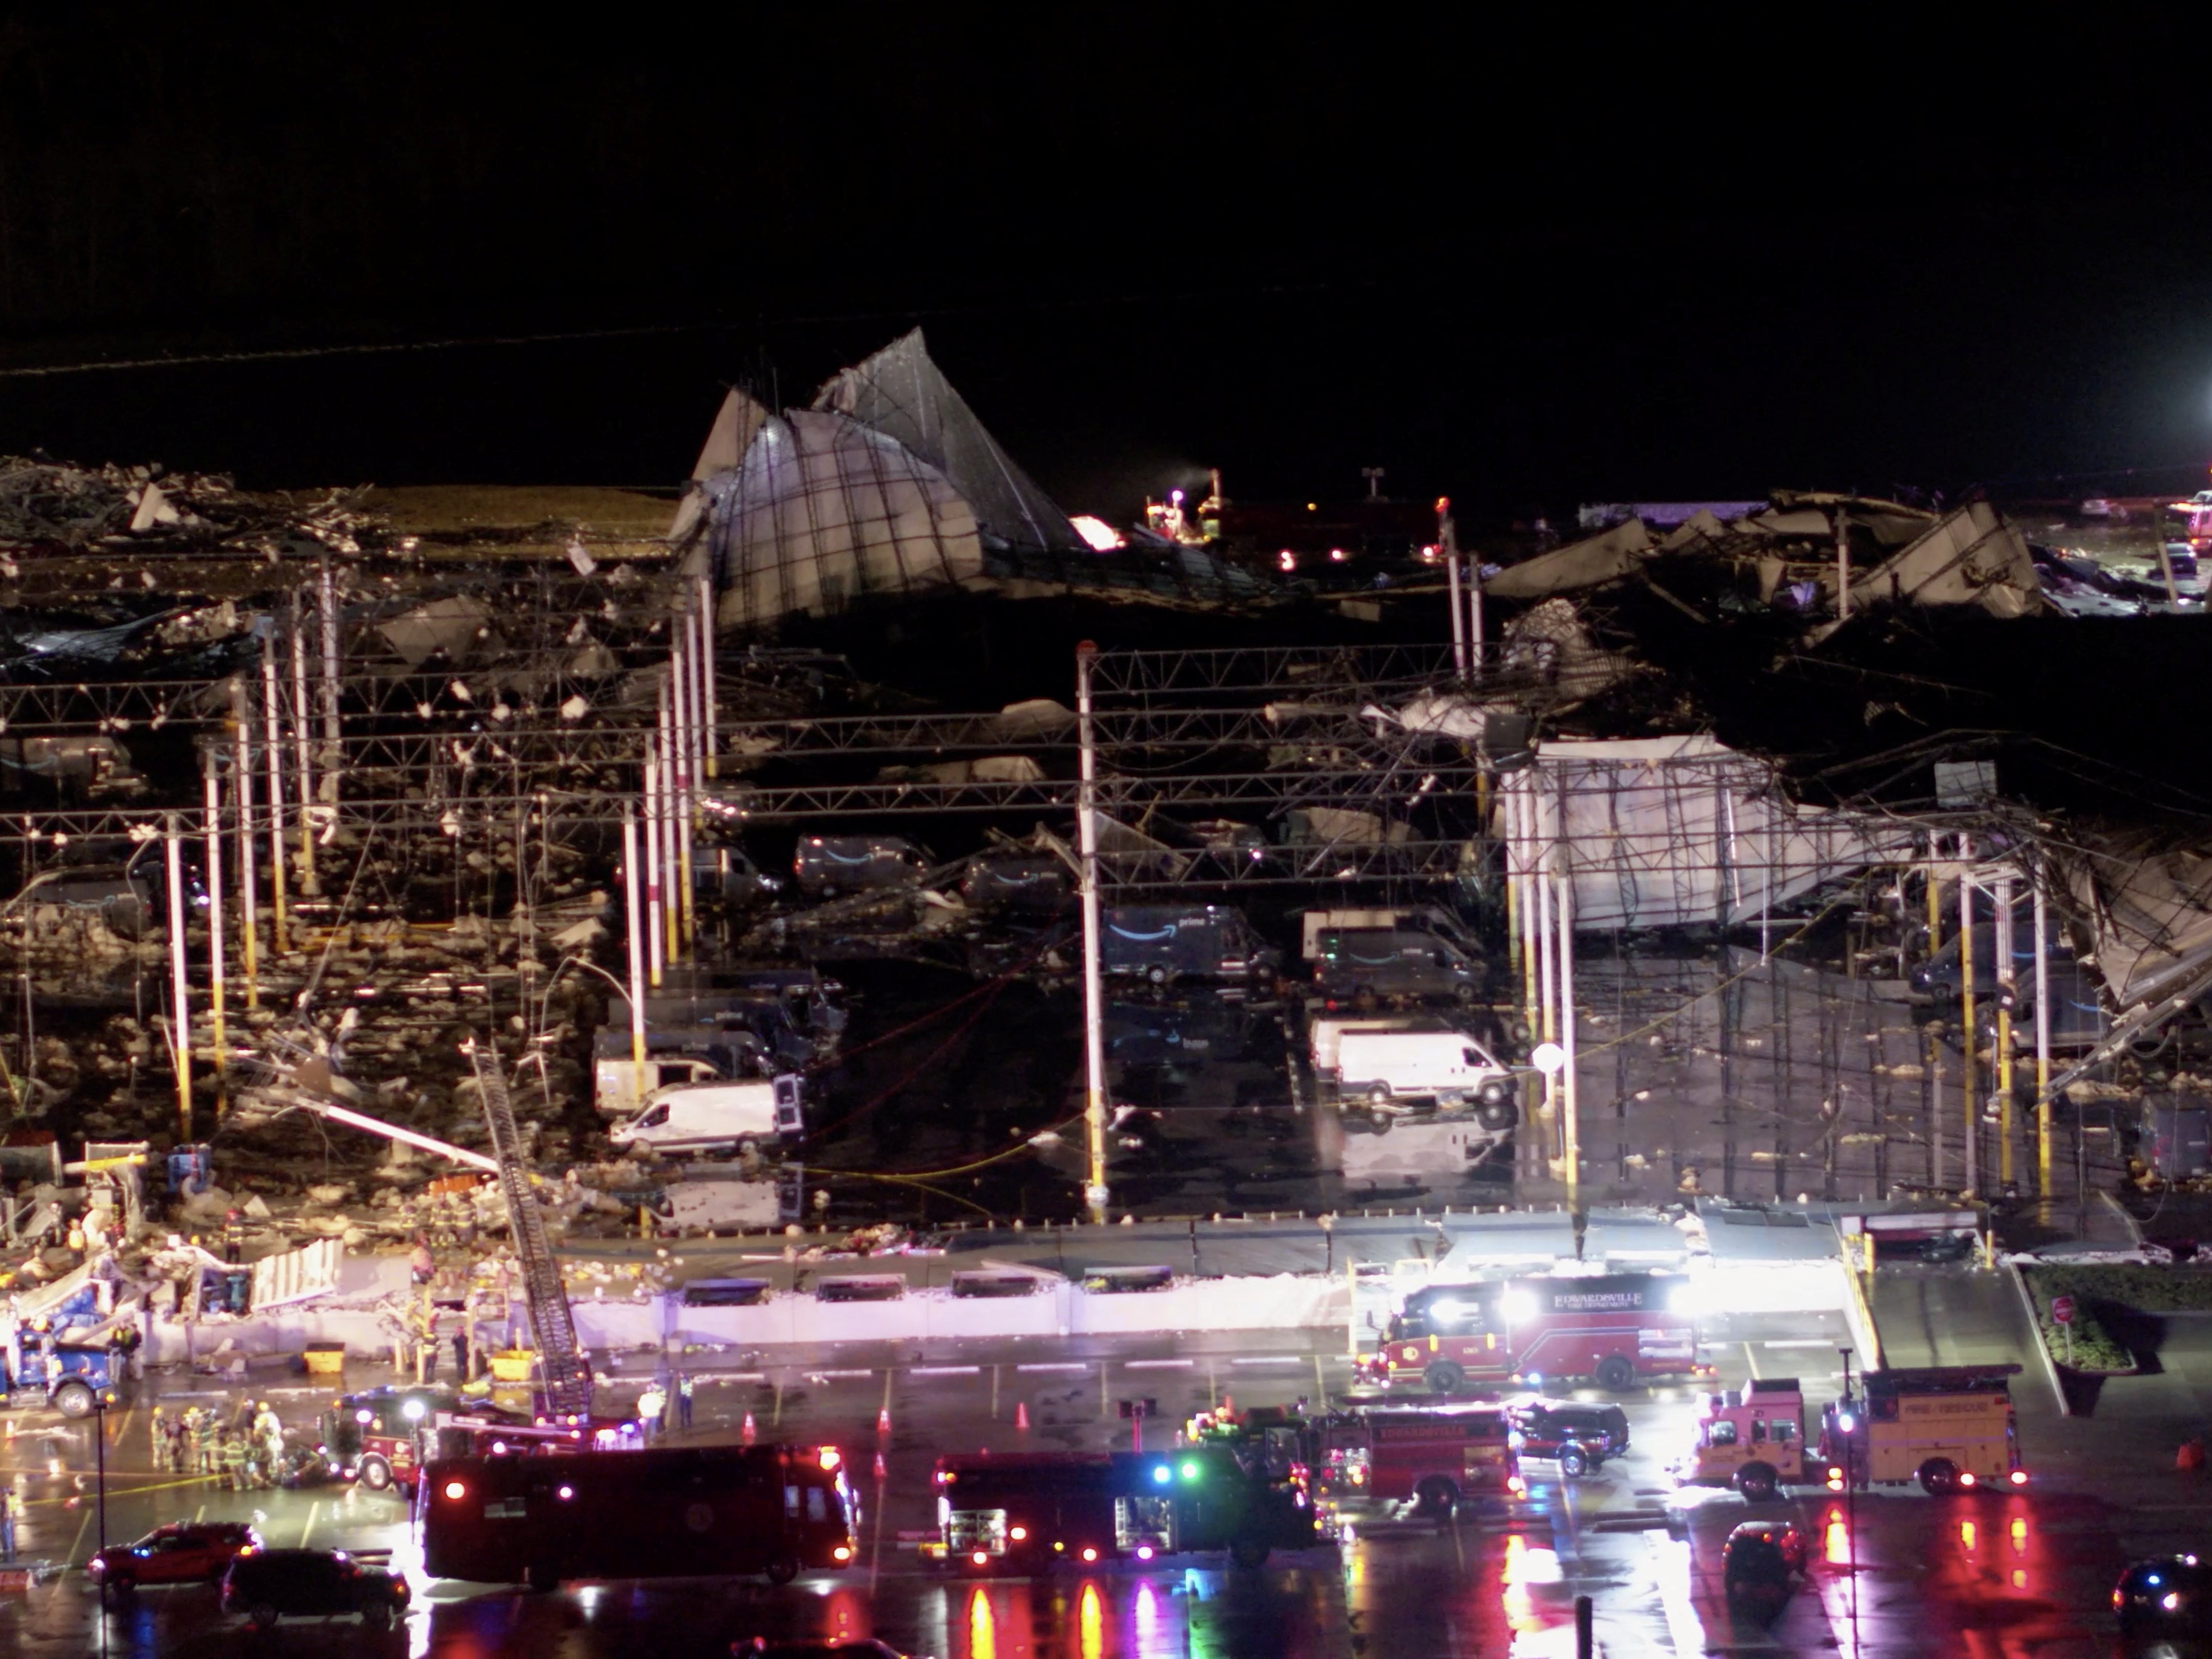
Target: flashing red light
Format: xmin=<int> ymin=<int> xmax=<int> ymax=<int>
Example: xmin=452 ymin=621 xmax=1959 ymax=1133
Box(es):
xmin=818 ymin=1448 xmax=842 ymax=1473
xmin=2009 ymin=1470 xmax=2028 ymax=1485
xmin=971 ymin=1550 xmax=989 ymax=1567
xmin=1959 ymin=1472 xmax=1976 ymax=1488
xmin=1081 ymin=1547 xmax=1098 ymax=1563
xmin=833 ymin=1545 xmax=852 ymax=1562
xmin=1009 ymin=1526 xmax=1027 ymax=1542
xmin=441 ymin=1480 xmax=467 ymax=1501
xmin=1136 ymin=1545 xmax=1154 ymax=1560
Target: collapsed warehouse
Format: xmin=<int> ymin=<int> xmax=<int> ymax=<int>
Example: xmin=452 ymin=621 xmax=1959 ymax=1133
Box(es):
xmin=0 ymin=329 xmax=2206 ymax=1366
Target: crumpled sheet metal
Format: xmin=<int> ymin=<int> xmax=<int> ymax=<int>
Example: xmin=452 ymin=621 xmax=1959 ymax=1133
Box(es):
xmin=1837 ymin=500 xmax=2043 ymax=622
xmin=2063 ymin=842 xmax=2212 ymax=1010
xmin=1481 ymin=518 xmax=1654 ymax=600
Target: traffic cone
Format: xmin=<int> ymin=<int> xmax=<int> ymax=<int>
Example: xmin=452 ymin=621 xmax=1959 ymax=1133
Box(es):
xmin=741 ymin=1413 xmax=756 ymax=1445
xmin=873 ymin=1451 xmax=886 ymax=1480
xmin=1015 ymin=1402 xmax=1029 ymax=1431
xmin=877 ymin=1407 xmax=891 ymax=1437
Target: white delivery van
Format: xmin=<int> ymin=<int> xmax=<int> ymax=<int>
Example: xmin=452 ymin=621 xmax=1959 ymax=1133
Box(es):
xmin=1309 ymin=1014 xmax=1447 ymax=1078
xmin=1335 ymin=1030 xmax=1515 ymax=1123
xmin=609 ymin=1075 xmax=804 ymax=1157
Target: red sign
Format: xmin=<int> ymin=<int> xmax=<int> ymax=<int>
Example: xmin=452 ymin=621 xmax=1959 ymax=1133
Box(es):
xmin=2050 ymin=1295 xmax=2076 ymax=1326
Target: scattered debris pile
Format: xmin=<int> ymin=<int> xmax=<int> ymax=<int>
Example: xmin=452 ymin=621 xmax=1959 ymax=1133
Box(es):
xmin=0 ymin=455 xmax=380 ymax=557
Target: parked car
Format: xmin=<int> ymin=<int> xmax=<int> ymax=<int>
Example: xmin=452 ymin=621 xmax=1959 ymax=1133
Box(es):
xmin=1727 ymin=1518 xmax=1807 ymax=1577
xmin=2115 ymin=1553 xmax=2212 ymax=1635
xmin=1507 ymin=1400 xmax=1630 ymax=1476
xmin=792 ymin=836 xmax=929 ymax=898
xmin=2159 ymin=543 xmax=2209 ymax=598
xmin=1313 ymin=928 xmax=1481 ymax=1005
xmin=221 ymin=1547 xmax=410 ymax=1630
xmin=89 ymin=1522 xmax=260 ymax=1602
xmin=1721 ymin=1527 xmax=1794 ymax=1621
xmin=1101 ymin=905 xmax=1280 ymax=986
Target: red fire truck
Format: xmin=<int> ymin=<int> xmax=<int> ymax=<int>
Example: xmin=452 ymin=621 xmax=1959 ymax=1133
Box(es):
xmin=1362 ymin=1272 xmax=1709 ymax=1394
xmin=322 ymin=1386 xmax=610 ymax=1495
xmin=320 ymin=1387 xmax=481 ymax=1494
xmin=1326 ymin=1402 xmax=1524 ymax=1515
xmin=418 ymin=1444 xmax=857 ymax=1589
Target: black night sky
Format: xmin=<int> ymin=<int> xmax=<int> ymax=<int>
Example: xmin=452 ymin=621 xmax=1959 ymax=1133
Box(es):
xmin=1 ymin=15 xmax=2206 ymax=520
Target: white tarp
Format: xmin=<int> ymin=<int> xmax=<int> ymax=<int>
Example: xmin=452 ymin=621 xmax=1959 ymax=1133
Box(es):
xmin=704 ymin=410 xmax=983 ymax=629
xmin=1508 ymin=735 xmax=1917 ymax=930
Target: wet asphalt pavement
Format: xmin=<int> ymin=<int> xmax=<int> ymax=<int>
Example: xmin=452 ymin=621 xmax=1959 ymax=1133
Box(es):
xmin=0 ymin=1295 xmax=2192 ymax=1657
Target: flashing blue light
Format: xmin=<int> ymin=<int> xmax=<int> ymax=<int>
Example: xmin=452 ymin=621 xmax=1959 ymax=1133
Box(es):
xmin=1836 ymin=1413 xmax=1857 ymax=1433
xmin=1153 ymin=1465 xmax=1172 ymax=1484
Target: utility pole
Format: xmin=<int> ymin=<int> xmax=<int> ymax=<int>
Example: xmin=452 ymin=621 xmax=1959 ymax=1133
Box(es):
xmin=1959 ymin=847 xmax=1977 ymax=1197
xmin=290 ymin=590 xmax=315 ymax=897
xmin=1076 ymin=642 xmax=1110 ymax=1224
xmin=1994 ymin=870 xmax=2016 ymax=1190
xmin=2032 ymin=873 xmax=2052 ymax=1200
xmin=202 ymin=749 xmax=226 ymax=1119
xmin=623 ymin=801 xmax=648 ymax=1106
xmin=164 ymin=816 xmax=192 ymax=1142
xmin=1440 ymin=496 xmax=1466 ymax=680
xmin=262 ymin=639 xmax=287 ymax=954
xmin=1834 ymin=508 xmax=1852 ymax=620
xmin=696 ymin=573 xmax=719 ymax=780
xmin=1557 ymin=845 xmax=1581 ymax=1223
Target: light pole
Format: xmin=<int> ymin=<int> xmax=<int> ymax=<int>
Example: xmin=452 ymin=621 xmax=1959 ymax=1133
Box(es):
xmin=92 ymin=1393 xmax=109 ymax=1560
xmin=1839 ymin=1346 xmax=1859 ymax=1653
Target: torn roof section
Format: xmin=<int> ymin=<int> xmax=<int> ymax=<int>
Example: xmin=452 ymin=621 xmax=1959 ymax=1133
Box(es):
xmin=1479 ymin=495 xmax=2043 ymax=626
xmin=678 ymin=331 xmax=1277 ymax=629
xmin=704 ymin=409 xmax=983 ymax=630
xmin=812 ymin=329 xmax=1082 ymax=554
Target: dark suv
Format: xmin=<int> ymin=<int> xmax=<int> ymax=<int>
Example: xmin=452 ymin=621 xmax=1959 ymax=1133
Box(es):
xmin=221 ymin=1548 xmax=409 ymax=1630
xmin=1507 ymin=1399 xmax=1630 ymax=1476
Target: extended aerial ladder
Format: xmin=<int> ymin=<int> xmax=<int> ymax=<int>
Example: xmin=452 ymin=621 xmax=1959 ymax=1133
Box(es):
xmin=242 ymin=1037 xmax=594 ymax=1417
xmin=464 ymin=1038 xmax=593 ymax=1416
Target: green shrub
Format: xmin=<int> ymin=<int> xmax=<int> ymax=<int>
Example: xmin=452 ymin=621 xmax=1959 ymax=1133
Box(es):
xmin=2011 ymin=1264 xmax=2212 ymax=1374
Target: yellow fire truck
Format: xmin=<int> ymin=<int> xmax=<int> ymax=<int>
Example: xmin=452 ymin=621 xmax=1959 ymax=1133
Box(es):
xmin=1674 ymin=1377 xmax=1809 ymax=1502
xmin=1818 ymin=1364 xmax=2026 ymax=1495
